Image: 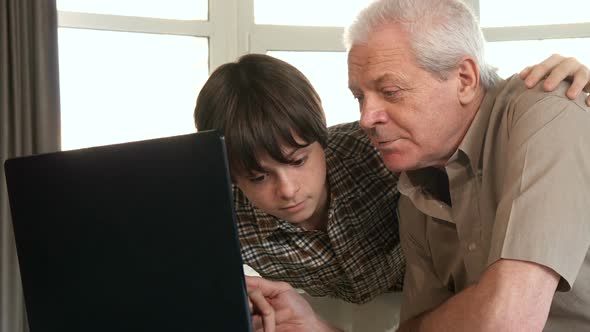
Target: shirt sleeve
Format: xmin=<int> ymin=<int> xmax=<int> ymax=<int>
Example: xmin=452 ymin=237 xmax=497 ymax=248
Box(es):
xmin=489 ymin=95 xmax=590 ymax=291
xmin=398 ymin=196 xmax=454 ymax=322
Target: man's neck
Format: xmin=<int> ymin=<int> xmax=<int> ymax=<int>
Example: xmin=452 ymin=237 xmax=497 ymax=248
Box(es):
xmin=440 ymin=88 xmax=486 ymax=167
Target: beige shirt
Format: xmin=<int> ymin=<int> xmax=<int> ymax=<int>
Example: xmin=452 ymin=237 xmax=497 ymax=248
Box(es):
xmin=398 ymin=75 xmax=590 ymax=331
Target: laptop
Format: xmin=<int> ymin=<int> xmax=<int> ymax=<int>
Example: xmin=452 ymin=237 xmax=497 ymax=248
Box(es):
xmin=4 ymin=131 xmax=252 ymax=332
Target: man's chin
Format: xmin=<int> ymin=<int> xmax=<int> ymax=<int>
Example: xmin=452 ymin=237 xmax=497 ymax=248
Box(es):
xmin=382 ymin=156 xmax=416 ymax=173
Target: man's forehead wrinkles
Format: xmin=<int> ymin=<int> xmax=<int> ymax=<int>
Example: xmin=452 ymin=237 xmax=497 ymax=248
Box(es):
xmin=348 ymin=51 xmax=367 ymax=67
xmin=367 ymin=49 xmax=405 ymax=66
xmin=349 ymin=48 xmax=403 ymax=63
xmin=348 ymin=46 xmax=408 ymax=89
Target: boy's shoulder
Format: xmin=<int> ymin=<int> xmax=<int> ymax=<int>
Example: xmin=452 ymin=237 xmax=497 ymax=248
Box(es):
xmin=327 ymin=120 xmax=363 ymax=136
xmin=327 ymin=121 xmax=374 ymax=158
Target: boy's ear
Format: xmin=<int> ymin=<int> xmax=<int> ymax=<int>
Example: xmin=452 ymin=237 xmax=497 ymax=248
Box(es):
xmin=456 ymin=56 xmax=480 ymax=105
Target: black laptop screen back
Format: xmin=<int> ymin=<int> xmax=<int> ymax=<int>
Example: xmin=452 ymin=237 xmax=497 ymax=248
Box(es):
xmin=4 ymin=131 xmax=252 ymax=332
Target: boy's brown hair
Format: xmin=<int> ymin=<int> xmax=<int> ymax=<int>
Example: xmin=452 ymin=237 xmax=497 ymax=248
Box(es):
xmin=194 ymin=54 xmax=328 ymax=176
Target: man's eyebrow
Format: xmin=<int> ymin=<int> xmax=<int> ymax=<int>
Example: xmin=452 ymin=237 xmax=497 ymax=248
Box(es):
xmin=349 ymin=73 xmax=404 ymax=91
xmin=376 ymin=73 xmax=403 ymax=85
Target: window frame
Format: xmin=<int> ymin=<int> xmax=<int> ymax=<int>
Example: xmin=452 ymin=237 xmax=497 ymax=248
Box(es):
xmin=58 ymin=0 xmax=243 ymax=72
xmin=57 ymin=0 xmax=590 ymax=138
xmin=57 ymin=0 xmax=590 ymax=75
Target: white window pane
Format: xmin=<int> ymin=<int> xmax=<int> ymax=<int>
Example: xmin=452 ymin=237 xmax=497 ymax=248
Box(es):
xmin=255 ymin=0 xmax=370 ymax=27
xmin=268 ymin=51 xmax=358 ymax=126
xmin=57 ymin=0 xmax=207 ymax=20
xmin=59 ymin=28 xmax=208 ymax=150
xmin=480 ymin=0 xmax=590 ymax=27
xmin=486 ymin=38 xmax=590 ymax=79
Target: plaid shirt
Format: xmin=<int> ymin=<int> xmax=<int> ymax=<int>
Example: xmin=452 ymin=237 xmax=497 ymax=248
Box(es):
xmin=235 ymin=121 xmax=405 ymax=304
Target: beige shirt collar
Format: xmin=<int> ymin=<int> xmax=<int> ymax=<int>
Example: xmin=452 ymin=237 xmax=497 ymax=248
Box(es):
xmin=457 ymin=79 xmax=507 ymax=173
xmin=398 ymin=79 xmax=507 ymax=220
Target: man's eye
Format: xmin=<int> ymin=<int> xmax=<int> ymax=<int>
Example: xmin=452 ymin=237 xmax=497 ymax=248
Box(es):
xmin=249 ymin=174 xmax=266 ymax=183
xmin=383 ymin=89 xmax=400 ymax=98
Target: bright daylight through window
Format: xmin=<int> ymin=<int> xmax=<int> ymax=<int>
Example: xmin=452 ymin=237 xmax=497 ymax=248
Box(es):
xmin=57 ymin=0 xmax=590 ymax=150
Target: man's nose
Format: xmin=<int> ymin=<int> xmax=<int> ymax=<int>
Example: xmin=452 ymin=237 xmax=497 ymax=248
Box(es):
xmin=359 ymin=96 xmax=388 ymax=131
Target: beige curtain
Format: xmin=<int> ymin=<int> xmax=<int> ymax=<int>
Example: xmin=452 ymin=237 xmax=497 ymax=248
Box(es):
xmin=0 ymin=1 xmax=61 ymax=331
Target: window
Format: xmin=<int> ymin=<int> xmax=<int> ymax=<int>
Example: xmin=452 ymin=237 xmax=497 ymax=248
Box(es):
xmin=480 ymin=0 xmax=590 ymax=27
xmin=58 ymin=0 xmax=590 ymax=150
xmin=254 ymin=0 xmax=369 ymax=27
xmin=487 ymin=38 xmax=590 ymax=79
xmin=268 ymin=51 xmax=356 ymax=126
xmin=59 ymin=28 xmax=208 ymax=150
xmin=57 ymin=0 xmax=213 ymax=150
xmin=479 ymin=0 xmax=590 ymax=78
xmin=57 ymin=0 xmax=208 ymax=20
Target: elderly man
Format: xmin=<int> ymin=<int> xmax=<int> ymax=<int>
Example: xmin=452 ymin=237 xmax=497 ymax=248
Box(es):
xmin=247 ymin=0 xmax=590 ymax=331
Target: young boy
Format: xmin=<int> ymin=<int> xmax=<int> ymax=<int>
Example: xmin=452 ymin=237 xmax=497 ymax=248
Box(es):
xmin=195 ymin=54 xmax=402 ymax=303
xmin=194 ymin=53 xmax=589 ymax=304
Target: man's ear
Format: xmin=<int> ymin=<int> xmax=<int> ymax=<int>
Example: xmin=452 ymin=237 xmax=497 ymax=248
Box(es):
xmin=456 ymin=56 xmax=480 ymax=105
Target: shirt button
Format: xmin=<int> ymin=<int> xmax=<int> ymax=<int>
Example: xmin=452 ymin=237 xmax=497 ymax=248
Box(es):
xmin=468 ymin=242 xmax=477 ymax=251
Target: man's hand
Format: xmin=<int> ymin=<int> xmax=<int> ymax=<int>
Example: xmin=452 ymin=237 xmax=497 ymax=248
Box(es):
xmin=246 ymin=276 xmax=341 ymax=332
xmin=520 ymin=54 xmax=590 ymax=106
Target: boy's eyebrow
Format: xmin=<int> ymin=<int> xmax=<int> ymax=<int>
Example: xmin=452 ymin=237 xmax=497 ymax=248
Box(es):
xmin=285 ymin=148 xmax=299 ymax=158
xmin=283 ymin=144 xmax=309 ymax=159
xmin=243 ymin=167 xmax=268 ymax=176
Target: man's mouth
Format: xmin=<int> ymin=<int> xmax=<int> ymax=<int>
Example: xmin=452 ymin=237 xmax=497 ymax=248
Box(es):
xmin=372 ymin=139 xmax=396 ymax=148
xmin=372 ymin=138 xmax=405 ymax=154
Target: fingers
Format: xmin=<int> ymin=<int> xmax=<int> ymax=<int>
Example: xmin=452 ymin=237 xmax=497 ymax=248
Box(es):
xmin=252 ymin=308 xmax=297 ymax=331
xmin=245 ymin=277 xmax=303 ymax=331
xmin=521 ymin=54 xmax=564 ymax=88
xmin=246 ymin=276 xmax=293 ymax=296
xmin=519 ymin=66 xmax=532 ymax=79
xmin=251 ymin=315 xmax=264 ymax=332
xmin=519 ymin=54 xmax=590 ymax=106
xmin=543 ymin=57 xmax=584 ymax=92
xmin=563 ymin=65 xmax=590 ymax=99
xmin=571 ymin=75 xmax=590 ymax=107
xmin=248 ymin=286 xmax=275 ymax=332
xmin=246 ymin=276 xmax=264 ymax=289
xmin=542 ymin=57 xmax=590 ymax=105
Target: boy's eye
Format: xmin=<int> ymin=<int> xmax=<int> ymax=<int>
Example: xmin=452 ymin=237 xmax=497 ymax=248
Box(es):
xmin=291 ymin=157 xmax=307 ymax=167
xmin=248 ymin=174 xmax=266 ymax=183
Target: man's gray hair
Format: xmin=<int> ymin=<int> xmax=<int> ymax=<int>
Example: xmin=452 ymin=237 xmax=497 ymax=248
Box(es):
xmin=344 ymin=0 xmax=499 ymax=89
